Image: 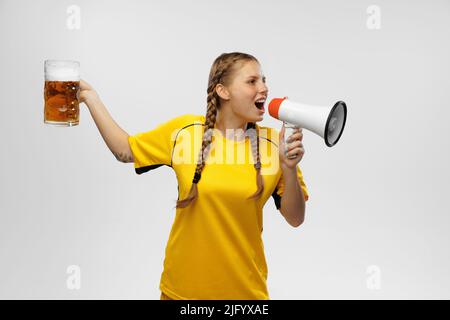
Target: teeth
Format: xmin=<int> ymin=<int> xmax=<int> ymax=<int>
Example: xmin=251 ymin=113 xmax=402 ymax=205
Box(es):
xmin=256 ymin=100 xmax=265 ymax=103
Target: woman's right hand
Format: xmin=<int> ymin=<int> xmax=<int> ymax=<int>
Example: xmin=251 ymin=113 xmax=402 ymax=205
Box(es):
xmin=79 ymin=79 xmax=100 ymax=104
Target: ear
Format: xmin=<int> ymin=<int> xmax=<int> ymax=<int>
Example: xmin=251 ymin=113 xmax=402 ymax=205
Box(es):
xmin=215 ymin=84 xmax=230 ymax=101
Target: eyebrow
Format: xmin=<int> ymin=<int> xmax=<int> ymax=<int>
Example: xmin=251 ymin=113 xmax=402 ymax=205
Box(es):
xmin=247 ymin=75 xmax=267 ymax=81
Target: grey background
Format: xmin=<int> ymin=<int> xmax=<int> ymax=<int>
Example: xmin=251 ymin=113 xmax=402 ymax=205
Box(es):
xmin=0 ymin=0 xmax=449 ymax=299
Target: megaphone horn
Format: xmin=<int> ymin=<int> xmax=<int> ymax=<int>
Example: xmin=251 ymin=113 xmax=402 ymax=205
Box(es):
xmin=268 ymin=97 xmax=347 ymax=147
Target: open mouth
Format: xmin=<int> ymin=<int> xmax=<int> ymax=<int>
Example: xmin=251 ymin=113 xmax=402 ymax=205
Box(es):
xmin=255 ymin=101 xmax=265 ymax=111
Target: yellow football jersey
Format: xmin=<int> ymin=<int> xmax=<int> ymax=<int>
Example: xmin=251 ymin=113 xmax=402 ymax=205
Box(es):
xmin=128 ymin=114 xmax=309 ymax=300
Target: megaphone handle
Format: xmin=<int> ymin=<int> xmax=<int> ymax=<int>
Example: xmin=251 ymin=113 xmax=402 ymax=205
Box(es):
xmin=283 ymin=121 xmax=300 ymax=156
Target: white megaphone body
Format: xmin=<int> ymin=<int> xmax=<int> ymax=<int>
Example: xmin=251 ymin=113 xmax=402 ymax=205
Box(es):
xmin=268 ymin=97 xmax=347 ymax=147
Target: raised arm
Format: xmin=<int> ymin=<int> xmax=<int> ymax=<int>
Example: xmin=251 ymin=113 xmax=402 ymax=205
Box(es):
xmin=79 ymin=79 xmax=134 ymax=163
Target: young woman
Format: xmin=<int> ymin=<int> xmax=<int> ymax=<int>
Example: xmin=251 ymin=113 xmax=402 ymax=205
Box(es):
xmin=79 ymin=52 xmax=309 ymax=300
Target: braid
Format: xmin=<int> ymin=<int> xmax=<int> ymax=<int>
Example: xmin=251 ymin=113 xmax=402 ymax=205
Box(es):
xmin=246 ymin=123 xmax=264 ymax=200
xmin=175 ymin=52 xmax=262 ymax=208
xmin=175 ymin=77 xmax=221 ymax=209
xmin=175 ymin=98 xmax=218 ymax=208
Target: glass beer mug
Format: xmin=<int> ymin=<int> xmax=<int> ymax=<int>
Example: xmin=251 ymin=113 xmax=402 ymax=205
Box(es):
xmin=44 ymin=60 xmax=80 ymax=126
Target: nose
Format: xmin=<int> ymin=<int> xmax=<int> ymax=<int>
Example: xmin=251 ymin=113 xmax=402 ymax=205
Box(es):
xmin=259 ymin=82 xmax=269 ymax=96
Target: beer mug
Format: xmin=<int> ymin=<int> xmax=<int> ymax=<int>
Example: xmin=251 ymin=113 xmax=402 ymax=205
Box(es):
xmin=44 ymin=60 xmax=80 ymax=126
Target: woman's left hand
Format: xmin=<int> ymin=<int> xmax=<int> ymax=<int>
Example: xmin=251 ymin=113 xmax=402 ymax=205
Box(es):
xmin=279 ymin=124 xmax=305 ymax=170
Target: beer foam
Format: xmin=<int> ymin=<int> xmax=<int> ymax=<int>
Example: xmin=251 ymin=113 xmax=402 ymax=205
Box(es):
xmin=45 ymin=61 xmax=80 ymax=81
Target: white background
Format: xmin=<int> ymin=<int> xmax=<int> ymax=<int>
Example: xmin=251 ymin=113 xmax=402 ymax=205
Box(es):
xmin=0 ymin=0 xmax=449 ymax=299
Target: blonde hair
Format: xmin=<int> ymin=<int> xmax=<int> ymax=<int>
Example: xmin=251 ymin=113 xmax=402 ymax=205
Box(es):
xmin=175 ymin=52 xmax=264 ymax=208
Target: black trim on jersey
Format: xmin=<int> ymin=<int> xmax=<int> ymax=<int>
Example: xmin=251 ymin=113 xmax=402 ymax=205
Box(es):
xmin=135 ymin=164 xmax=169 ymax=175
xmin=170 ymin=122 xmax=204 ymax=167
xmin=259 ymin=136 xmax=278 ymax=148
xmin=272 ymin=189 xmax=282 ymax=210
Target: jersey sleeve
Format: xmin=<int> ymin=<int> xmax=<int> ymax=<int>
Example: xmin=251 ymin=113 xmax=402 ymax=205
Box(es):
xmin=271 ymin=165 xmax=309 ymax=210
xmin=128 ymin=116 xmax=183 ymax=175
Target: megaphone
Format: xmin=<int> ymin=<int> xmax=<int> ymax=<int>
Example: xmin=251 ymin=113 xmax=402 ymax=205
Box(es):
xmin=268 ymin=97 xmax=347 ymax=147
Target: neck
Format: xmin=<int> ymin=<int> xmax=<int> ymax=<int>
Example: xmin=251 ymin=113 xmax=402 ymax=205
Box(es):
xmin=215 ymin=110 xmax=248 ymax=141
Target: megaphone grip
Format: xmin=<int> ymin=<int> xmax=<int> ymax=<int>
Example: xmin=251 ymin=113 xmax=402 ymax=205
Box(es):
xmin=284 ymin=121 xmax=299 ymax=155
